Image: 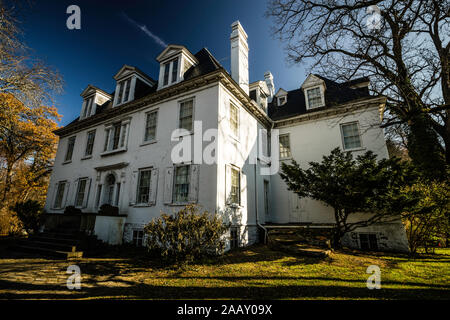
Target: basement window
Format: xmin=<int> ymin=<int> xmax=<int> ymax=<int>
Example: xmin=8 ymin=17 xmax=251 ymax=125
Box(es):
xmin=133 ymin=230 xmax=144 ymax=247
xmin=230 ymin=227 xmax=239 ymax=249
xmin=359 ymin=233 xmax=378 ymax=251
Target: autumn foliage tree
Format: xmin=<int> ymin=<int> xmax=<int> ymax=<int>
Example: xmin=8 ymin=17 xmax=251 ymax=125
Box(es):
xmin=0 ymin=2 xmax=62 ymax=234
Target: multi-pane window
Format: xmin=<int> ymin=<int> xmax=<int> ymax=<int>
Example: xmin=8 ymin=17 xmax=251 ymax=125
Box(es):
xmin=75 ymin=178 xmax=88 ymax=207
xmin=171 ymin=57 xmax=179 ymax=84
xmin=84 ymin=130 xmax=96 ymax=156
xmin=162 ymin=57 xmax=180 ymax=87
xmin=278 ymin=96 xmax=286 ymax=106
xmin=65 ymin=136 xmax=76 ymax=162
xmin=230 ymin=103 xmax=239 ymax=138
xmin=279 ymin=134 xmax=291 ymax=159
xmin=173 ymin=165 xmax=190 ymax=203
xmin=137 ymin=169 xmax=152 ymax=204
xmin=179 ymin=99 xmax=193 ymax=132
xmin=341 ymin=122 xmax=362 ymax=150
xmin=163 ymin=62 xmax=170 ymax=86
xmin=116 ymin=78 xmax=132 ymax=105
xmin=54 ymin=181 xmax=66 ymax=209
xmin=144 ymin=111 xmax=158 ymax=141
xmin=230 ymin=227 xmax=239 ymax=249
xmin=230 ymin=167 xmax=240 ymax=205
xmin=83 ymin=97 xmax=94 ymax=118
xmin=104 ymin=121 xmax=129 ymax=152
xmin=306 ymin=87 xmax=323 ymax=109
xmin=359 ymin=233 xmax=378 ymax=251
xmin=133 ymin=230 xmax=144 ymax=246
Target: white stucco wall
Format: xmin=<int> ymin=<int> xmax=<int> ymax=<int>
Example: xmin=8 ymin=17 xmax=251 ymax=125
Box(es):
xmin=269 ymin=105 xmax=389 ymax=224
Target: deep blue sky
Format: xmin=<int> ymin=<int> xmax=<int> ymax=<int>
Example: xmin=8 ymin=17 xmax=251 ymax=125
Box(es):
xmin=20 ymin=0 xmax=307 ymax=125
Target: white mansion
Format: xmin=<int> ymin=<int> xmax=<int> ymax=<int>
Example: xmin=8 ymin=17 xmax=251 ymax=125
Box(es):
xmin=44 ymin=21 xmax=409 ymax=252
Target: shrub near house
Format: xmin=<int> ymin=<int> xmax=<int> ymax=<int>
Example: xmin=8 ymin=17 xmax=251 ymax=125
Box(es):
xmin=144 ymin=205 xmax=230 ymax=265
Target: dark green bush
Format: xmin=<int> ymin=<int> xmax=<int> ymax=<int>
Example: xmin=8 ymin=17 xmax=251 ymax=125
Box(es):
xmin=10 ymin=200 xmax=43 ymax=234
xmin=144 ymin=205 xmax=230 ymax=265
xmin=98 ymin=204 xmax=119 ymax=216
xmin=64 ymin=206 xmax=82 ymax=215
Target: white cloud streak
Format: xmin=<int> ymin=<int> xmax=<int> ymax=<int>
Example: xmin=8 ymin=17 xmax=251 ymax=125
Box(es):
xmin=121 ymin=12 xmax=167 ymax=48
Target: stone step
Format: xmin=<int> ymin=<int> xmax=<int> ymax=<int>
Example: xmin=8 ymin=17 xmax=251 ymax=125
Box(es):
xmin=31 ymin=235 xmax=80 ymax=245
xmin=17 ymin=239 xmax=76 ymax=252
xmin=12 ymin=245 xmax=83 ymax=259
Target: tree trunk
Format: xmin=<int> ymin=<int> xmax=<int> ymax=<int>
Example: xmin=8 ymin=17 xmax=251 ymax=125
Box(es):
xmin=407 ymin=114 xmax=446 ymax=180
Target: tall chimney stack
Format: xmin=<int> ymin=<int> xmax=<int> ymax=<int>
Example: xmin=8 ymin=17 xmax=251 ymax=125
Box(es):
xmin=230 ymin=21 xmax=249 ymax=95
xmin=264 ymin=71 xmax=275 ymax=103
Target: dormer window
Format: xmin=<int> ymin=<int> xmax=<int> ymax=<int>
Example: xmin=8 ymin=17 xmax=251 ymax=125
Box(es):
xmin=306 ymin=86 xmax=324 ymax=109
xmin=82 ymin=97 xmax=94 ymax=118
xmin=162 ymin=57 xmax=179 ymax=87
xmin=278 ymin=96 xmax=287 ymax=106
xmin=156 ymin=45 xmax=198 ymax=90
xmin=80 ymin=85 xmax=112 ymax=119
xmin=116 ymin=78 xmax=132 ymax=106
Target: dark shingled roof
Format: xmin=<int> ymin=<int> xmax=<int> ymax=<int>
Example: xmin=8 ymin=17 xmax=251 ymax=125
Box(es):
xmin=184 ymin=48 xmax=224 ymax=80
xmin=63 ymin=47 xmax=225 ymax=129
xmin=268 ymin=74 xmax=371 ymax=121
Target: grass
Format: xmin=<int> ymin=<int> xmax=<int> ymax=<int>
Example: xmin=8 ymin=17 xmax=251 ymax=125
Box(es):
xmin=0 ymin=243 xmax=449 ymax=300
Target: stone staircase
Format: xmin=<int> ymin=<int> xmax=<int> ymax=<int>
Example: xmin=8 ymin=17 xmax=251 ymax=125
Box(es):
xmin=13 ymin=228 xmax=88 ymax=259
xmin=264 ymin=224 xmax=335 ymax=258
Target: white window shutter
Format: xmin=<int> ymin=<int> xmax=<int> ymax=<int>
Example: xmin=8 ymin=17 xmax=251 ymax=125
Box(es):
xmin=188 ymin=165 xmax=199 ymax=203
xmin=82 ymin=178 xmax=92 ymax=208
xmin=72 ymin=180 xmax=79 ymax=206
xmin=149 ymin=168 xmax=159 ymax=205
xmin=129 ymin=170 xmax=137 ymax=206
xmin=164 ymin=167 xmax=174 ymax=204
xmin=225 ymin=165 xmax=232 ymax=205
xmin=63 ymin=182 xmax=70 ymax=208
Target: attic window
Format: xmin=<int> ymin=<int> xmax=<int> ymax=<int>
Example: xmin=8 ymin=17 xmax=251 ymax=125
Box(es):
xmin=278 ymin=96 xmax=287 ymax=106
xmin=162 ymin=57 xmax=180 ymax=87
xmin=306 ymin=86 xmax=324 ymax=109
xmin=116 ymin=78 xmax=132 ymax=105
xmin=82 ymin=97 xmax=94 ymax=118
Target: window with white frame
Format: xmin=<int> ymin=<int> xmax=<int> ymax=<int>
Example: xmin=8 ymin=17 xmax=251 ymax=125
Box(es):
xmin=83 ymin=97 xmax=94 ymax=118
xmin=278 ymin=96 xmax=287 ymax=106
xmin=179 ymin=99 xmax=193 ymax=132
xmin=341 ymin=122 xmax=362 ymax=150
xmin=306 ymin=87 xmax=323 ymax=109
xmin=54 ymin=181 xmax=67 ymax=209
xmin=133 ymin=230 xmax=144 ymax=246
xmin=75 ymin=178 xmax=88 ymax=207
xmin=230 ymin=102 xmax=239 ymax=138
xmin=116 ymin=78 xmax=132 ymax=106
xmin=103 ymin=121 xmax=129 ymax=153
xmin=162 ymin=57 xmax=179 ymax=87
xmin=173 ymin=165 xmax=190 ymax=203
xmin=230 ymin=167 xmax=240 ymax=205
xmin=84 ymin=130 xmax=96 ymax=157
xmin=144 ymin=110 xmax=158 ymax=142
xmin=136 ymin=168 xmax=152 ymax=204
xmin=64 ymin=136 xmax=76 ymax=162
xmin=279 ymin=134 xmax=291 ymax=159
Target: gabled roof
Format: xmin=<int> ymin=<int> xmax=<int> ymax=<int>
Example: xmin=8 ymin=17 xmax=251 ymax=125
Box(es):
xmin=269 ymin=75 xmax=372 ymax=121
xmin=183 ymin=48 xmax=224 ymax=80
xmin=113 ymin=64 xmax=156 ymax=84
xmin=80 ymin=85 xmax=112 ymax=98
xmin=156 ymin=44 xmax=199 ymax=64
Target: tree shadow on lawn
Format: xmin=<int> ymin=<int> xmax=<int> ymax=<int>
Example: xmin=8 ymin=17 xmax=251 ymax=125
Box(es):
xmin=0 ymin=277 xmax=449 ymax=300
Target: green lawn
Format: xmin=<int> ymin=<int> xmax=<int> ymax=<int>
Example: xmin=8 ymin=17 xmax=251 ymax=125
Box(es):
xmin=0 ymin=244 xmax=449 ymax=299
